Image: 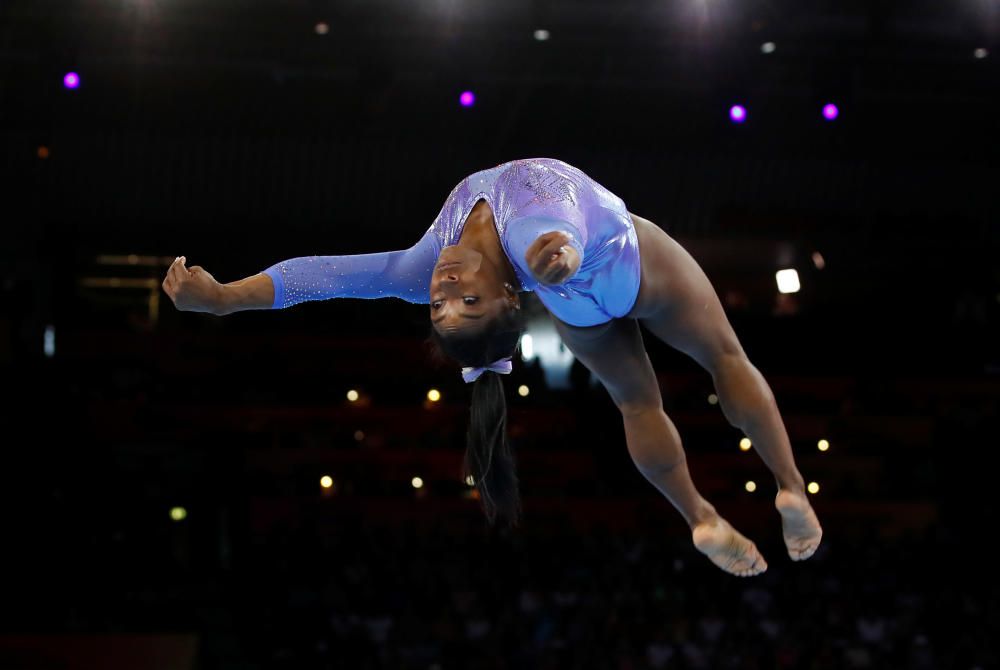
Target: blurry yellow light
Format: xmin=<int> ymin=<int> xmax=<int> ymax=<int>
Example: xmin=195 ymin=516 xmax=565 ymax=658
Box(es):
xmin=427 ymin=389 xmax=441 ymax=402
xmin=818 ymin=439 xmax=830 ymax=452
xmin=745 ymin=481 xmax=757 ymax=493
xmin=739 ymin=437 xmax=752 ymax=451
xmin=346 ymin=389 xmax=359 ymax=402
xmin=708 ymin=394 xmax=719 ymax=405
xmin=169 ymin=506 xmax=187 ymax=522
xmin=518 ymin=385 xmax=530 ymax=397
xmin=411 ymin=477 xmax=424 ymax=489
xmin=320 ymin=475 xmax=333 ymax=489
xmin=807 ymin=482 xmax=820 ymax=494
xmin=465 ymin=475 xmax=475 ymax=486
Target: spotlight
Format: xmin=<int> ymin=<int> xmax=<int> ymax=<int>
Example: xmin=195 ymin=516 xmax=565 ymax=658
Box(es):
xmin=518 ymin=385 xmax=530 ymax=397
xmin=739 ymin=437 xmax=752 ymax=451
xmin=63 ymin=72 xmax=80 ymax=89
xmin=465 ymin=475 xmax=475 ymax=486
xmin=822 ymin=103 xmax=839 ymax=121
xmin=169 ymin=506 xmax=187 ymax=522
xmin=44 ymin=325 xmax=55 ymax=357
xmin=346 ymin=389 xmax=359 ymax=402
xmin=776 ymin=269 xmax=801 ymax=294
xmin=812 ymin=251 xmax=826 ymax=270
xmin=708 ymin=393 xmax=719 ymax=405
xmin=459 ymin=91 xmax=475 ymax=107
xmin=411 ymin=477 xmax=424 ymax=489
xmin=974 ymin=48 xmax=988 ymax=59
xmin=534 ymin=29 xmax=550 ymax=41
xmin=520 ymin=333 xmax=535 ymax=360
xmin=520 ymin=320 xmax=575 ymax=388
xmin=320 ymin=475 xmax=333 ymax=489
xmin=760 ymin=42 xmax=776 ymax=54
xmin=314 ymin=22 xmax=330 ymax=35
xmin=427 ymin=389 xmax=441 ymax=402
xmin=729 ymin=105 xmax=747 ymax=123
xmin=818 ymin=439 xmax=830 ymax=452
xmin=807 ymin=482 xmax=820 ymax=494
xmin=745 ymin=481 xmax=757 ymax=492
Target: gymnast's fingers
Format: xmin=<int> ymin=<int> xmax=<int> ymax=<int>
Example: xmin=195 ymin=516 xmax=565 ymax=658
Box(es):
xmin=168 ymin=256 xmax=188 ymax=286
xmin=538 ymin=231 xmax=571 ymax=262
xmin=162 ymin=258 xmax=179 ymax=296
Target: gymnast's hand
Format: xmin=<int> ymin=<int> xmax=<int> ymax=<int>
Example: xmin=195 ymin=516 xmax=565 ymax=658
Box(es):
xmin=161 ymin=256 xmax=224 ymax=314
xmin=525 ymin=231 xmax=581 ymax=286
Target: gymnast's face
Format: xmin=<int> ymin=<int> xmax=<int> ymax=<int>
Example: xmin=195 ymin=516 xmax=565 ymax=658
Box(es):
xmin=429 ymin=245 xmax=517 ymax=334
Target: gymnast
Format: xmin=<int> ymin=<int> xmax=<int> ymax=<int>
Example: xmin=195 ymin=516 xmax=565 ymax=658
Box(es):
xmin=162 ymin=157 xmax=823 ymax=577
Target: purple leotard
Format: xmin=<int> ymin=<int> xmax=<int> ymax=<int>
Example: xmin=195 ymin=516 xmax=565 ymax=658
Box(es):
xmin=261 ymin=157 xmax=641 ymax=327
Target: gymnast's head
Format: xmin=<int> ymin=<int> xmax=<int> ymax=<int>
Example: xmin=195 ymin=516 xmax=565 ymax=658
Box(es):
xmin=427 ymin=243 xmax=521 ymax=335
xmin=427 ymin=244 xmax=525 ymax=529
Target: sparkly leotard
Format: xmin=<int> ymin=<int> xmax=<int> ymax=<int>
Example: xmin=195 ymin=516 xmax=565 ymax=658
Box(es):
xmin=261 ymin=157 xmax=641 ymax=327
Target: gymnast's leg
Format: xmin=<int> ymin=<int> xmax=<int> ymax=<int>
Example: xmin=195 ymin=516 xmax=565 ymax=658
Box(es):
xmin=630 ymin=215 xmax=822 ymax=561
xmin=552 ymin=316 xmax=766 ymax=577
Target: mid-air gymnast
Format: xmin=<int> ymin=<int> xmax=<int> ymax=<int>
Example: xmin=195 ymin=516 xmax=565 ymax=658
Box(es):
xmin=162 ymin=157 xmax=823 ymax=577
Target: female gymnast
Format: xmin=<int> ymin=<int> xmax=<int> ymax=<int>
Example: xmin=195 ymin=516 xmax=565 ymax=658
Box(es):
xmin=162 ymin=157 xmax=823 ymax=577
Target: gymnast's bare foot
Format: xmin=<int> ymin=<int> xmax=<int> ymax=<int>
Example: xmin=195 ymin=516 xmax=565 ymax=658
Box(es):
xmin=692 ymin=516 xmax=767 ymax=577
xmin=775 ymin=488 xmax=823 ymax=561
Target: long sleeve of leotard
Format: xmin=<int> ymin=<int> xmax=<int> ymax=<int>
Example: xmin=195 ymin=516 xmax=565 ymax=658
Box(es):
xmin=260 ymin=228 xmax=441 ymax=309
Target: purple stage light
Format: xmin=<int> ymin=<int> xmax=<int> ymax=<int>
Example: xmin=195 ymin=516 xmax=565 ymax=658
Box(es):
xmin=729 ymin=105 xmax=746 ymax=123
xmin=63 ymin=72 xmax=80 ymax=89
xmin=459 ymin=91 xmax=475 ymax=107
xmin=822 ymin=103 xmax=839 ymax=121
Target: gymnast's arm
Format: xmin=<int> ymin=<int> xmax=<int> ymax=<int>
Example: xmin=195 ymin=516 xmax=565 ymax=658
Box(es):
xmin=162 ymin=229 xmax=441 ymax=315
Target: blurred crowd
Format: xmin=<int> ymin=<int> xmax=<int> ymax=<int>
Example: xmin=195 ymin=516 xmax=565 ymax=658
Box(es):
xmin=200 ymin=516 xmax=994 ymax=670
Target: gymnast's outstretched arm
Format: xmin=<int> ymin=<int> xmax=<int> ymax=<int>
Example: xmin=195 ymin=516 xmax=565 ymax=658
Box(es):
xmin=161 ymin=229 xmax=442 ymax=315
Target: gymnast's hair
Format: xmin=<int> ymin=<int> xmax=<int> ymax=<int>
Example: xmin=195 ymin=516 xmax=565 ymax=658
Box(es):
xmin=428 ymin=306 xmax=525 ymax=529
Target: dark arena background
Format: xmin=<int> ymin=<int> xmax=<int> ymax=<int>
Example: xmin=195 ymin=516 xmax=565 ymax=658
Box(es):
xmin=1 ymin=1 xmax=999 ymax=668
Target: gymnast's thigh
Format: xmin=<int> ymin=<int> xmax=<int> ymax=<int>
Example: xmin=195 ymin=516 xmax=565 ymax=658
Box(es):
xmin=551 ymin=316 xmax=662 ymax=414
